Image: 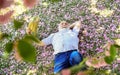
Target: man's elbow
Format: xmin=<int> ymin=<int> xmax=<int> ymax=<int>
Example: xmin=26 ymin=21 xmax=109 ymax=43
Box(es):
xmin=75 ymin=21 xmax=81 ymax=28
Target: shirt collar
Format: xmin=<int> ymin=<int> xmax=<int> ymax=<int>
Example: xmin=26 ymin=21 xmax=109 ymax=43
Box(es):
xmin=58 ymin=28 xmax=69 ymax=33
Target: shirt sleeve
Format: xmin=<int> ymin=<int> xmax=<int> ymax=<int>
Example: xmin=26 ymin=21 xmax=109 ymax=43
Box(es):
xmin=73 ymin=26 xmax=80 ymax=35
xmin=42 ymin=33 xmax=54 ymax=45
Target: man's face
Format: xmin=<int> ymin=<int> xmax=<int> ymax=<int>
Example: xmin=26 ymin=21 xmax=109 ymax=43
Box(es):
xmin=58 ymin=21 xmax=69 ymax=30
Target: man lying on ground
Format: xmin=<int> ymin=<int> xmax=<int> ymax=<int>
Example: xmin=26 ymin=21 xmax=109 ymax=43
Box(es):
xmin=38 ymin=21 xmax=83 ymax=75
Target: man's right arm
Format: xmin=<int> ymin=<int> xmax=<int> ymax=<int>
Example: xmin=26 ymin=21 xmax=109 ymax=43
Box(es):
xmin=38 ymin=33 xmax=54 ymax=46
xmin=38 ymin=41 xmax=46 ymax=46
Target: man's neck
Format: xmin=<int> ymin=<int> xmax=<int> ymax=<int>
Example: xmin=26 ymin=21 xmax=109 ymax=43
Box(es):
xmin=58 ymin=28 xmax=69 ymax=32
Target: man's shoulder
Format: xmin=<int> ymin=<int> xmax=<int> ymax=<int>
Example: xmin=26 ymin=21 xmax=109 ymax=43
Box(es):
xmin=49 ymin=33 xmax=55 ymax=37
xmin=50 ymin=32 xmax=58 ymax=37
xmin=53 ymin=31 xmax=60 ymax=35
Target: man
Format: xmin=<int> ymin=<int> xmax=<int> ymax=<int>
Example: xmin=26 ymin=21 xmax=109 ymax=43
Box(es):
xmin=39 ymin=21 xmax=83 ymax=75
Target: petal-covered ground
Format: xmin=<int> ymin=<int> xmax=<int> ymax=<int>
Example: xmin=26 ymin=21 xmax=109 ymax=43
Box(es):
xmin=0 ymin=0 xmax=120 ymax=74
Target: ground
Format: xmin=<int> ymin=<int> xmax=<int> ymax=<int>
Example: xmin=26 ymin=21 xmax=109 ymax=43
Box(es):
xmin=0 ymin=0 xmax=120 ymax=75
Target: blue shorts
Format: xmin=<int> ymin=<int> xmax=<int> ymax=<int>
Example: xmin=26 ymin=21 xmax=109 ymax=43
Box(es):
xmin=54 ymin=49 xmax=83 ymax=74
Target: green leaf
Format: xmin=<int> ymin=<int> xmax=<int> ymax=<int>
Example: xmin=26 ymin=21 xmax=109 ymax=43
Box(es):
xmin=5 ymin=41 xmax=13 ymax=53
xmin=0 ymin=33 xmax=9 ymax=40
xmin=50 ymin=0 xmax=61 ymax=3
xmin=110 ymin=45 xmax=117 ymax=58
xmin=17 ymin=40 xmax=36 ymax=63
xmin=104 ymin=45 xmax=117 ymax=64
xmin=2 ymin=52 xmax=9 ymax=59
xmin=2 ymin=33 xmax=9 ymax=38
xmin=14 ymin=19 xmax=24 ymax=30
xmin=114 ymin=44 xmax=120 ymax=48
xmin=104 ymin=56 xmax=113 ymax=64
xmin=23 ymin=34 xmax=40 ymax=43
xmin=70 ymin=58 xmax=87 ymax=74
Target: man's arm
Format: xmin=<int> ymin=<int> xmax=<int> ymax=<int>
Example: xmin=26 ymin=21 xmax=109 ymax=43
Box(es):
xmin=38 ymin=33 xmax=54 ymax=46
xmin=74 ymin=21 xmax=81 ymax=29
xmin=69 ymin=23 xmax=75 ymax=29
xmin=70 ymin=21 xmax=81 ymax=34
xmin=69 ymin=21 xmax=81 ymax=28
xmin=38 ymin=41 xmax=46 ymax=46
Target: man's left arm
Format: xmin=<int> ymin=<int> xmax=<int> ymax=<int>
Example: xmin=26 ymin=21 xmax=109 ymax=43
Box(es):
xmin=70 ymin=21 xmax=88 ymax=36
xmin=72 ymin=21 xmax=81 ymax=35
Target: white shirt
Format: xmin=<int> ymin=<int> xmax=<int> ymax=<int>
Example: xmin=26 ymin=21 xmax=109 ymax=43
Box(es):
xmin=42 ymin=27 xmax=80 ymax=55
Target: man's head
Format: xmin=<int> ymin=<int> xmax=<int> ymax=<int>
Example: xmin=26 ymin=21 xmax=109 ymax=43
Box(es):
xmin=58 ymin=21 xmax=69 ymax=30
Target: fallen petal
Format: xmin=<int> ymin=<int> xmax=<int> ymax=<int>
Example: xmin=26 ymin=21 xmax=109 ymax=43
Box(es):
xmin=0 ymin=0 xmax=13 ymax=9
xmin=0 ymin=10 xmax=14 ymax=24
xmin=23 ymin=0 xmax=38 ymax=8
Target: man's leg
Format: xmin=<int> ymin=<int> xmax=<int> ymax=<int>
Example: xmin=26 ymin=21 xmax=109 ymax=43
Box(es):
xmin=68 ymin=51 xmax=83 ymax=75
xmin=61 ymin=51 xmax=83 ymax=75
xmin=69 ymin=51 xmax=83 ymax=66
xmin=54 ymin=52 xmax=71 ymax=75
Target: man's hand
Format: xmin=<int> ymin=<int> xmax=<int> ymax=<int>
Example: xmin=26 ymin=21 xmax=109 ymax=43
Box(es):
xmin=69 ymin=21 xmax=81 ymax=29
xmin=38 ymin=41 xmax=46 ymax=46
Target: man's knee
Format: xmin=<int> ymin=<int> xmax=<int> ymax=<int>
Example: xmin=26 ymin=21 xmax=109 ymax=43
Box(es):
xmin=69 ymin=51 xmax=83 ymax=65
